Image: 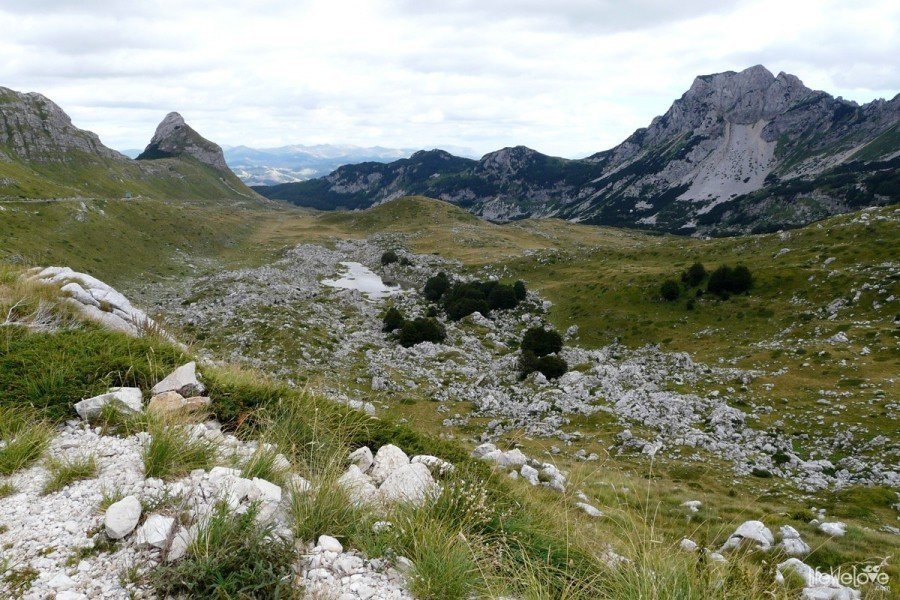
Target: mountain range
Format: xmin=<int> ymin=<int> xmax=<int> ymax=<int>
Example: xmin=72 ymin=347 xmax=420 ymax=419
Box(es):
xmin=0 ymin=87 xmax=254 ymax=201
xmin=256 ymin=65 xmax=899 ymax=235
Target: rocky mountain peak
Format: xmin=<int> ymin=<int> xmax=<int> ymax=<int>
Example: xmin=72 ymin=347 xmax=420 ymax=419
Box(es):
xmin=478 ymin=145 xmax=542 ymax=177
xmin=137 ymin=112 xmax=229 ymax=172
xmin=0 ymin=86 xmax=122 ymax=162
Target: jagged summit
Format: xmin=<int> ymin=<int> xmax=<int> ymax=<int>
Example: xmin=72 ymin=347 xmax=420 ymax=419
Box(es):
xmin=259 ymin=65 xmax=899 ymax=235
xmin=137 ymin=112 xmax=229 ymax=172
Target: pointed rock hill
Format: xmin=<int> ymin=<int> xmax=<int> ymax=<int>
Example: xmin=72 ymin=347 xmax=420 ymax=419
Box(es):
xmin=258 ymin=65 xmax=899 ymax=236
xmin=137 ymin=112 xmax=230 ymax=172
xmin=0 ymin=86 xmax=256 ymax=200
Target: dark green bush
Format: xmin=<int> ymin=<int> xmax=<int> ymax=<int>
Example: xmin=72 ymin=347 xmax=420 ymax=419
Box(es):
xmin=681 ymin=262 xmax=707 ymax=287
xmin=660 ymin=279 xmax=680 ymax=301
xmin=513 ymin=280 xmax=527 ymax=301
xmin=398 ymin=317 xmax=447 ymax=347
xmin=382 ymin=307 xmax=405 ymax=332
xmin=488 ymin=284 xmax=518 ymax=311
xmin=381 ymin=250 xmax=399 ymax=266
xmin=707 ymin=264 xmax=754 ymax=297
xmin=446 ymin=297 xmax=490 ymax=321
xmin=518 ymin=350 xmax=568 ymax=380
xmin=520 ymin=327 xmax=562 ymax=357
xmin=423 ymin=272 xmax=451 ymax=302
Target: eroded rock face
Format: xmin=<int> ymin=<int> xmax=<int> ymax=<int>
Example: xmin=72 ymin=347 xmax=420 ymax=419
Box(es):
xmin=136 ymin=112 xmax=229 ymax=172
xmin=0 ymin=86 xmax=123 ymax=162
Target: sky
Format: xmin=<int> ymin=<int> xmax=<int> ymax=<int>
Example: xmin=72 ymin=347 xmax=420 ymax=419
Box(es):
xmin=0 ymin=0 xmax=897 ymax=158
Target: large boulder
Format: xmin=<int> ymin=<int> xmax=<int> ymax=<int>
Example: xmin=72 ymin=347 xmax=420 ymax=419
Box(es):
xmin=151 ymin=362 xmax=205 ymax=397
xmin=776 ymin=558 xmax=860 ymax=600
xmin=104 ymin=495 xmax=142 ymax=539
xmin=74 ymin=387 xmax=143 ymax=420
xmin=378 ymin=462 xmax=437 ymax=506
xmin=337 ymin=464 xmax=378 ymax=506
xmin=369 ymin=444 xmax=409 ymax=485
xmin=721 ymin=520 xmax=774 ymax=551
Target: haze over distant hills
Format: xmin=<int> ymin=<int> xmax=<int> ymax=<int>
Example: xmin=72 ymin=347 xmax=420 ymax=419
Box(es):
xmin=257 ymin=65 xmax=900 ymax=236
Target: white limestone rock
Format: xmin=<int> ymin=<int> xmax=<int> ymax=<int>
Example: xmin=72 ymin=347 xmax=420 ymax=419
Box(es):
xmin=411 ymin=454 xmax=455 ymax=476
xmin=818 ymin=522 xmax=847 ymax=537
xmin=575 ymin=502 xmax=603 ymax=518
xmin=369 ymin=444 xmax=410 ymax=485
xmin=135 ymin=514 xmax=176 ymax=549
xmin=151 ymin=361 xmax=205 ymax=397
xmin=317 ymin=534 xmax=343 ymax=553
xmin=74 ymin=387 xmax=143 ymax=421
xmin=378 ymin=462 xmax=437 ymax=506
xmin=776 ymin=558 xmax=860 ymax=600
xmin=349 ymin=446 xmax=375 ymax=473
xmin=338 ymin=464 xmax=378 ymax=505
xmin=779 ymin=525 xmax=811 ymax=555
xmin=721 ymin=520 xmax=774 ymax=551
xmin=104 ymin=495 xmax=142 ymax=539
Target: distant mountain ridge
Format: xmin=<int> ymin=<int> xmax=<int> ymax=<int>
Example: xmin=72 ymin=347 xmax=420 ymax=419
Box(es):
xmin=257 ymin=65 xmax=900 ymax=235
xmin=223 ymin=144 xmax=416 ymax=186
xmin=0 ymin=86 xmax=256 ymax=201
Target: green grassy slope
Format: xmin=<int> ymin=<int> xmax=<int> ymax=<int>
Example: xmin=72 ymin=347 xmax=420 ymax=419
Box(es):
xmin=0 ymin=146 xmax=257 ymax=202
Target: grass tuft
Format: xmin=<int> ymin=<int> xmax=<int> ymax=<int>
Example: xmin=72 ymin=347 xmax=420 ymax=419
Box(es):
xmin=0 ymin=406 xmax=52 ymax=476
xmin=143 ymin=415 xmax=215 ymax=480
xmin=42 ymin=454 xmax=97 ymax=495
xmin=150 ymin=500 xmax=297 ymax=598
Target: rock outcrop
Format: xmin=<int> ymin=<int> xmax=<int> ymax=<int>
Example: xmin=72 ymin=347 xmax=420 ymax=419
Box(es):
xmin=0 ymin=86 xmax=123 ymax=162
xmin=137 ymin=112 xmax=229 ymax=172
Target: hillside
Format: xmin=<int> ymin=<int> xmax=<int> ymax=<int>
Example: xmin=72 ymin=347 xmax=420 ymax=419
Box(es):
xmin=0 ymin=87 xmax=258 ymax=201
xmin=1 ymin=195 xmax=898 ymax=598
xmin=257 ymin=66 xmax=900 ymax=235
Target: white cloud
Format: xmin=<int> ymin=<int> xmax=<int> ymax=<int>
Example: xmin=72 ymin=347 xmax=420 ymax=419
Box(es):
xmin=0 ymin=0 xmax=896 ymax=157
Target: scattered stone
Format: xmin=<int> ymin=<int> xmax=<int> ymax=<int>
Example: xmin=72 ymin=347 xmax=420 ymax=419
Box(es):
xmin=818 ymin=522 xmax=847 ymax=537
xmin=104 ymin=495 xmax=142 ymax=539
xmin=349 ymin=446 xmax=375 ymax=473
xmin=318 ymin=534 xmax=343 ymax=553
xmin=680 ymin=538 xmax=698 ymax=552
xmin=776 ymin=558 xmax=860 ymax=600
xmin=575 ymin=502 xmax=603 ymax=517
xmin=721 ymin=520 xmax=774 ymax=551
xmin=135 ymin=514 xmax=176 ymax=549
xmin=378 ymin=462 xmax=437 ymax=506
xmin=151 ymin=361 xmax=205 ymax=397
xmin=74 ymin=387 xmax=143 ymax=420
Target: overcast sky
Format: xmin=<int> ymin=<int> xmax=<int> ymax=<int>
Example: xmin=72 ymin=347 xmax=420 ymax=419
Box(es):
xmin=1 ymin=0 xmax=897 ymax=158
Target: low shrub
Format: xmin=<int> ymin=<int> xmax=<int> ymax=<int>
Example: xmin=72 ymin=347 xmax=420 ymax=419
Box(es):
xmin=380 ymin=250 xmax=399 ymax=266
xmin=513 ymin=280 xmax=527 ymax=301
xmin=518 ymin=350 xmax=568 ymax=380
xmin=681 ymin=262 xmax=708 ymax=287
xmin=398 ymin=318 xmax=447 ymax=347
xmin=423 ymin=272 xmax=450 ymax=302
xmin=660 ymin=279 xmax=681 ymax=301
xmin=382 ymin=306 xmax=405 ymax=332
xmin=708 ymin=264 xmax=753 ymax=297
xmin=520 ymin=326 xmax=562 ymax=357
